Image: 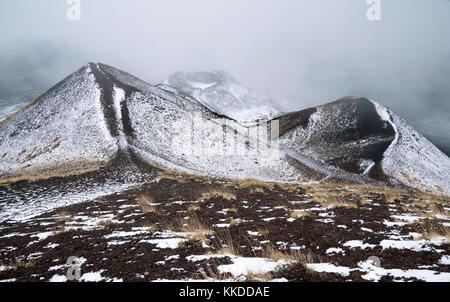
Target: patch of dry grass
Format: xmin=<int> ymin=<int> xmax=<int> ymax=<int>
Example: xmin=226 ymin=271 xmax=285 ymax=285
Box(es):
xmin=305 ymin=185 xmax=359 ymax=209
xmin=327 ymin=202 xmax=357 ymax=209
xmin=414 ymin=218 xmax=450 ymax=240
xmin=257 ymin=228 xmax=270 ymax=237
xmin=0 ymin=162 xmax=105 ymax=185
xmin=228 ymin=218 xmax=242 ymax=226
xmin=155 ymin=174 xmax=187 ymax=183
xmin=249 ymin=187 xmax=265 ymax=194
xmin=225 ymin=208 xmax=238 ymax=214
xmin=237 ymin=179 xmax=274 ymax=189
xmin=142 ymin=224 xmax=159 ymax=232
xmin=381 ymin=188 xmax=405 ymax=203
xmin=174 ymin=214 xmax=213 ymax=242
xmin=55 ymin=211 xmax=73 ymax=224
xmin=136 ymin=194 xmax=158 ymax=214
xmin=194 ymin=265 xmax=234 ymax=281
xmin=98 ymin=219 xmax=112 ymax=227
xmin=300 ymin=183 xmax=447 ymax=210
xmin=275 ymin=182 xmax=302 ymax=193
xmin=289 ymin=210 xmax=310 ymax=220
xmin=359 ymin=199 xmax=371 ymax=206
xmin=246 ymin=271 xmax=273 ymax=282
xmin=211 ymin=229 xmax=240 ymax=256
xmin=262 ymin=245 xmax=318 ymax=264
xmin=187 ymin=205 xmax=201 ymax=212
xmin=1 ymin=261 xmax=36 ymax=270
xmin=197 ymin=188 xmax=236 ymax=201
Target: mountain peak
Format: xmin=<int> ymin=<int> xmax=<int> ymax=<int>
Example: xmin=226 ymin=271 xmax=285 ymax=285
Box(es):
xmin=163 ymin=70 xmax=283 ymax=123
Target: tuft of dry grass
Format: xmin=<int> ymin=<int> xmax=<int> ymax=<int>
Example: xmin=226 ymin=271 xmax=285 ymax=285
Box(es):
xmin=414 ymin=218 xmax=450 ymax=240
xmin=98 ymin=220 xmax=112 ymax=227
xmin=289 ymin=210 xmax=310 ymax=220
xmin=262 ymin=245 xmax=320 ymax=264
xmin=155 ymin=174 xmax=187 ymax=183
xmin=142 ymin=224 xmax=159 ymax=232
xmin=136 ymin=194 xmax=158 ymax=214
xmin=54 ymin=211 xmax=72 ymax=224
xmin=193 ymin=265 xmax=234 ymax=281
xmin=275 ymin=182 xmax=301 ymax=193
xmin=211 ymin=229 xmax=240 ymax=256
xmin=305 ymin=185 xmax=359 ymax=209
xmin=238 ymin=179 xmax=273 ymax=189
xmin=359 ymin=199 xmax=371 ymax=206
xmin=381 ymin=188 xmax=405 ymax=203
xmin=249 ymin=187 xmax=265 ymax=194
xmin=327 ymin=202 xmax=357 ymax=209
xmin=187 ymin=205 xmax=201 ymax=212
xmin=174 ymin=214 xmax=213 ymax=242
xmin=228 ymin=218 xmax=242 ymax=226
xmin=197 ymin=188 xmax=236 ymax=201
xmin=225 ymin=208 xmax=238 ymax=214
xmin=1 ymin=261 xmax=36 ymax=270
xmin=246 ymin=271 xmax=273 ymax=282
xmin=257 ymin=228 xmax=270 ymax=237
xmin=301 ymin=183 xmax=446 ymax=210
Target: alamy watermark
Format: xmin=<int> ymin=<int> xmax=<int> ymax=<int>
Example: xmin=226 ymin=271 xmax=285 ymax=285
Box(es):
xmin=66 ymin=256 xmax=82 ymax=281
xmin=367 ymin=256 xmax=381 ymax=267
xmin=66 ymin=1 xmax=380 ymax=23
xmin=170 ymin=113 xmax=280 ymax=163
xmin=367 ymin=0 xmax=381 ymax=21
xmin=67 ymin=0 xmax=81 ymax=21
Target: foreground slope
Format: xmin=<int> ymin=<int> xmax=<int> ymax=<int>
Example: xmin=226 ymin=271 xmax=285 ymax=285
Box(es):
xmin=1 ymin=177 xmax=449 ymax=282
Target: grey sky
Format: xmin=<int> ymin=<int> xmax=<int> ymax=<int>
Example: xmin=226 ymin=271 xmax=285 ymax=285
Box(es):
xmin=0 ymin=0 xmax=449 ymax=144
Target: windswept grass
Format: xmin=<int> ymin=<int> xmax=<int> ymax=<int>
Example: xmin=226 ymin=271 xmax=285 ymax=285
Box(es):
xmin=197 ymin=188 xmax=236 ymax=201
xmin=54 ymin=211 xmax=73 ymax=224
xmin=289 ymin=210 xmax=310 ymax=220
xmin=211 ymin=229 xmax=240 ymax=256
xmin=136 ymin=194 xmax=158 ymax=214
xmin=262 ymin=245 xmax=319 ymax=264
xmin=174 ymin=214 xmax=213 ymax=242
xmin=155 ymin=174 xmax=187 ymax=183
xmin=414 ymin=218 xmax=450 ymax=240
xmin=187 ymin=205 xmax=201 ymax=212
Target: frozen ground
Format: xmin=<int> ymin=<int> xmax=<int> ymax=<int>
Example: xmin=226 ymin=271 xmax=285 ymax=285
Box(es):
xmin=1 ymin=176 xmax=448 ymax=282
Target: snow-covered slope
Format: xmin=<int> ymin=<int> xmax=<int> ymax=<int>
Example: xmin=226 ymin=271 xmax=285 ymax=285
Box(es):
xmin=1 ymin=63 xmax=448 ymax=196
xmin=163 ymin=71 xmax=282 ymax=123
xmin=0 ymin=64 xmax=315 ymax=184
xmin=95 ymin=64 xmax=316 ymax=183
xmin=276 ymin=97 xmax=450 ymax=195
xmin=371 ymin=101 xmax=450 ymax=195
xmin=0 ymin=64 xmax=117 ymax=181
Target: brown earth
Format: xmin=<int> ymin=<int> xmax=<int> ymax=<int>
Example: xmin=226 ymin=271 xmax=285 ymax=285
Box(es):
xmin=0 ymin=176 xmax=449 ymax=282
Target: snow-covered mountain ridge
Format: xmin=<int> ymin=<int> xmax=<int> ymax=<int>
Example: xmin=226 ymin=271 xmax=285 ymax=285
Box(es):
xmin=0 ymin=63 xmax=449 ymax=195
xmin=163 ymin=70 xmax=283 ymax=123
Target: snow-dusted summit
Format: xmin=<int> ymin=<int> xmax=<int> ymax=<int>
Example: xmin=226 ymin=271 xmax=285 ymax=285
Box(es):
xmin=163 ymin=71 xmax=282 ymax=123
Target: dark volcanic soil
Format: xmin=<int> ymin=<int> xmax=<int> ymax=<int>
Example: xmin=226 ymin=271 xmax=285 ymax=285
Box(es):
xmin=0 ymin=176 xmax=449 ymax=282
